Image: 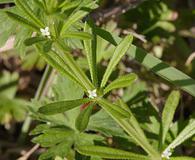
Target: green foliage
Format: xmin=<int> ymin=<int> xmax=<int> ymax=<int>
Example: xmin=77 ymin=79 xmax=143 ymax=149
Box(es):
xmin=75 ymin=104 xmax=93 ymax=132
xmin=161 ymin=91 xmax=180 ymax=146
xmin=14 ymin=0 xmax=44 ymax=28
xmin=0 ymin=0 xmax=13 ymax=4
xmin=39 ymin=98 xmax=90 ymax=115
xmin=24 ymin=37 xmax=47 ymax=46
xmin=84 ymin=21 xmax=98 ymax=86
xmin=2 ymin=0 xmax=195 ymax=159
xmin=104 ymin=73 xmax=137 ymax=94
xmin=6 ymin=11 xmax=40 ymax=31
xmin=76 ymin=145 xmax=150 ymax=160
xmin=91 ymin=26 xmax=195 ymax=97
xmin=166 ymin=120 xmax=195 ymax=150
xmin=100 ymin=35 xmax=133 ymax=88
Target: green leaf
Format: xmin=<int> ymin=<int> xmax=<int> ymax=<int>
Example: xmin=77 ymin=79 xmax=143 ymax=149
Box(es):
xmin=166 ymin=119 xmax=195 ymax=150
xmin=104 ymin=73 xmax=137 ymax=94
xmin=30 ymin=124 xmax=50 ymax=135
xmin=76 ymin=133 xmax=104 ymax=146
xmin=62 ymin=31 xmax=92 ymax=40
xmin=6 ymin=11 xmax=39 ymax=31
xmin=43 ymin=41 xmax=53 ymax=53
xmin=76 ymin=145 xmax=150 ymax=160
xmin=161 ymin=91 xmax=180 ymax=146
xmin=117 ymin=99 xmax=149 ymax=143
xmin=100 ymin=35 xmax=133 ymax=88
xmin=14 ymin=0 xmax=44 ymax=28
xmin=33 ymin=0 xmax=45 ymax=10
xmin=55 ymin=40 xmax=94 ymax=90
xmin=98 ymin=99 xmax=160 ymax=158
xmin=14 ymin=27 xmax=33 ymax=57
xmin=75 ymin=104 xmax=93 ymax=132
xmin=60 ymin=1 xmax=98 ymax=34
xmin=39 ymin=141 xmax=72 ymax=160
xmin=36 ymin=45 xmax=86 ymax=90
xmin=0 ymin=0 xmax=13 ymax=4
xmin=39 ymin=98 xmax=91 ymax=115
xmin=128 ymin=46 xmax=195 ymax=97
xmin=171 ymin=157 xmax=195 ymax=160
xmin=59 ymin=0 xmax=81 ymax=12
xmin=52 ymin=75 xmax=84 ymax=101
xmin=92 ymin=27 xmax=195 ymax=97
xmin=98 ymin=98 xmax=131 ymax=119
xmin=88 ymin=109 xmax=125 ymax=137
xmin=84 ymin=22 xmax=98 ymax=86
xmin=0 ymin=10 xmax=17 ymax=47
xmin=32 ymin=127 xmax=74 ymax=147
xmin=24 ymin=37 xmax=46 ymax=46
xmin=156 ymin=21 xmax=176 ymax=32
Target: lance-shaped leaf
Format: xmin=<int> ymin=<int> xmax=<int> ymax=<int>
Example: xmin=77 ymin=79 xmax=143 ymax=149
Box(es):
xmin=39 ymin=98 xmax=91 ymax=115
xmin=84 ymin=22 xmax=98 ymax=86
xmin=98 ymin=98 xmax=131 ymax=119
xmin=104 ymin=73 xmax=137 ymax=94
xmin=60 ymin=1 xmax=98 ymax=34
xmin=24 ymin=36 xmax=47 ymax=46
xmin=98 ymin=99 xmax=160 ymax=158
xmin=117 ymin=99 xmax=149 ymax=143
xmin=55 ymin=40 xmax=94 ymax=90
xmin=91 ymin=26 xmax=195 ymax=97
xmin=6 ymin=11 xmax=39 ymax=31
xmin=165 ymin=120 xmax=195 ymax=151
xmin=76 ymin=145 xmax=150 ymax=160
xmin=15 ymin=0 xmax=44 ymax=28
xmin=59 ymin=0 xmax=81 ymax=12
xmin=75 ymin=104 xmax=93 ymax=132
xmin=161 ymin=91 xmax=180 ymax=146
xmin=62 ymin=31 xmax=92 ymax=40
xmin=36 ymin=45 xmax=86 ymax=90
xmin=100 ymin=35 xmax=133 ymax=88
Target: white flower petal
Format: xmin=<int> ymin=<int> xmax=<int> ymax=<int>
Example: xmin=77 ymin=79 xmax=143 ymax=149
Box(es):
xmin=40 ymin=27 xmax=51 ymax=38
xmin=45 ymin=27 xmax=49 ymax=31
xmin=161 ymin=149 xmax=172 ymax=160
xmin=40 ymin=28 xmax=45 ymax=33
xmin=88 ymin=89 xmax=97 ymax=98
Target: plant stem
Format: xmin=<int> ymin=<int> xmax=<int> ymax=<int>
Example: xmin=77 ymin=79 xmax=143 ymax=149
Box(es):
xmin=19 ymin=65 xmax=53 ymax=142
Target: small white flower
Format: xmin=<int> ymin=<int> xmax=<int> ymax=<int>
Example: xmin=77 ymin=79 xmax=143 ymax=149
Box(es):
xmin=88 ymin=89 xmax=97 ymax=99
xmin=161 ymin=149 xmax=172 ymax=160
xmin=40 ymin=27 xmax=51 ymax=38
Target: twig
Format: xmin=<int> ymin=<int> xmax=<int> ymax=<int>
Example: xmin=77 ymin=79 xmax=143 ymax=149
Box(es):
xmin=17 ymin=144 xmax=40 ymax=160
xmin=185 ymin=52 xmax=195 ymax=66
xmin=123 ymin=30 xmax=147 ymax=43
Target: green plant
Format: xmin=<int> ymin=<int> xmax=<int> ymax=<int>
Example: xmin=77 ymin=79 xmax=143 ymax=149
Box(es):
xmin=1 ymin=0 xmax=195 ymax=159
